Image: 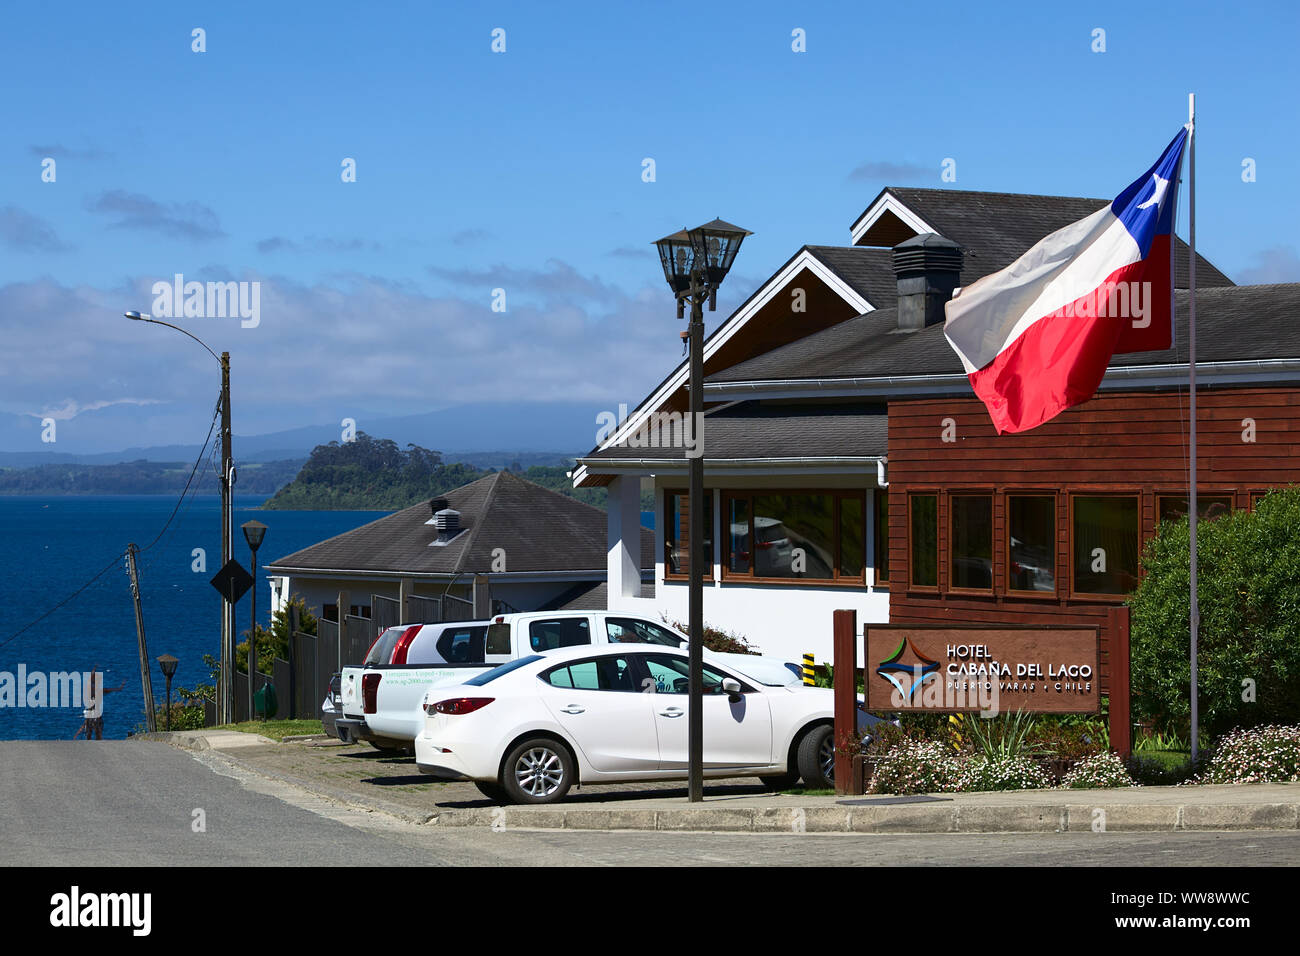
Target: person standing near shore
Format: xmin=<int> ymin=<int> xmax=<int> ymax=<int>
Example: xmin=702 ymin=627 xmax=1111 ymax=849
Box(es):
xmin=74 ymin=666 xmax=125 ymax=740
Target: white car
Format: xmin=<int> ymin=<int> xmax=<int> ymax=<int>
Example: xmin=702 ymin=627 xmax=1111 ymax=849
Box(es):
xmin=415 ymin=644 xmax=877 ymax=804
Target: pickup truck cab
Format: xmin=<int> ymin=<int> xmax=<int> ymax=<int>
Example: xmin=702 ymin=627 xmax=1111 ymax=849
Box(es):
xmin=336 ymin=611 xmax=799 ymax=750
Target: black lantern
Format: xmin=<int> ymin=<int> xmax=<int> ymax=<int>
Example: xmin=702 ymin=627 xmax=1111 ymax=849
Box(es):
xmin=156 ymin=654 xmax=179 ymax=732
xmin=687 ymin=218 xmax=752 ymax=288
xmin=241 ymin=520 xmax=267 ymax=552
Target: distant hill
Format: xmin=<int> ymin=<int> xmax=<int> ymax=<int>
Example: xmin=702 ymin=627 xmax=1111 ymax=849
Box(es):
xmin=0 ymin=458 xmax=304 ymax=496
xmin=262 ymin=432 xmax=607 ymax=511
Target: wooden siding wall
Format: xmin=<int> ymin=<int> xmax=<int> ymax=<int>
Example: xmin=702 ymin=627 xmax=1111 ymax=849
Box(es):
xmin=886 ymin=386 xmax=1300 ymax=692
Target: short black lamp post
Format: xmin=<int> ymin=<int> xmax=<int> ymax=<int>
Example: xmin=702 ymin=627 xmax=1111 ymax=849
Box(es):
xmin=157 ymin=654 xmax=179 ymax=732
xmin=241 ymin=520 xmax=267 ymax=721
xmin=653 ymin=219 xmax=751 ymax=803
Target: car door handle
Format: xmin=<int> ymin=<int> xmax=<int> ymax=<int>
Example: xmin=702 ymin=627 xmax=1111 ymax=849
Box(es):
xmin=559 ymin=705 xmax=586 ymax=715
xmin=658 ymin=707 xmax=684 ymax=718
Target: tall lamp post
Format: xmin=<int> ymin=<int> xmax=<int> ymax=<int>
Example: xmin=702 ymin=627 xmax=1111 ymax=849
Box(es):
xmin=241 ymin=520 xmax=267 ymax=720
xmin=125 ymin=311 xmax=236 ymax=725
xmin=653 ymin=219 xmax=752 ymax=802
xmin=157 ymin=654 xmax=179 ymax=732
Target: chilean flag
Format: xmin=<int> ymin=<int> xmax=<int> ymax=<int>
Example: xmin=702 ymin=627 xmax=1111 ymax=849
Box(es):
xmin=944 ymin=129 xmax=1188 ymax=434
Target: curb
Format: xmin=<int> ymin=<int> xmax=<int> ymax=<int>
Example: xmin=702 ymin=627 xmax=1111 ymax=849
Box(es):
xmin=433 ymin=801 xmax=1300 ymax=833
xmin=152 ymin=736 xmax=1300 ymax=834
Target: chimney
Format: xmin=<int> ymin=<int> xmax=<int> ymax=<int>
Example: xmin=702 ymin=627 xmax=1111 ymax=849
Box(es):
xmin=892 ymin=233 xmax=963 ymax=331
xmin=429 ymin=496 xmax=448 ymax=517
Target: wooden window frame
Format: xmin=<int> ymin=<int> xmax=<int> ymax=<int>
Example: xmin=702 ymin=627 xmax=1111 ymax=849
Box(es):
xmin=947 ymin=492 xmax=995 ymax=596
xmin=662 ymin=488 xmax=715 ymax=583
xmin=1003 ymin=491 xmax=1059 ymax=600
xmin=1154 ymin=489 xmax=1236 ymax=526
xmin=872 ymin=488 xmax=890 ymax=587
xmin=1068 ymin=492 xmax=1142 ymax=603
xmin=719 ymin=488 xmax=867 ymax=587
xmin=907 ymin=491 xmax=940 ymax=594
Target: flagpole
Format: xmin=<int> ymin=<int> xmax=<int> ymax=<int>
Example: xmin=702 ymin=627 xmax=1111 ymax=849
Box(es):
xmin=1187 ymin=92 xmax=1200 ymax=766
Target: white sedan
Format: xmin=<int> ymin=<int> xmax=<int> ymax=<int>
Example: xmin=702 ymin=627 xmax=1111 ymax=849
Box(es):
xmin=414 ymin=645 xmax=875 ymax=804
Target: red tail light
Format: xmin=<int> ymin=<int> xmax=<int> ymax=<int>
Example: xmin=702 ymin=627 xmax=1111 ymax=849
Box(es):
xmin=426 ymin=697 xmax=494 ymax=716
xmin=362 ymin=673 xmax=382 ymax=714
xmin=390 ymin=625 xmax=422 ymax=666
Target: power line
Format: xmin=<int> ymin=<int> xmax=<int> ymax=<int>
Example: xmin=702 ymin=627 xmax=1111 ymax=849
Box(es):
xmin=138 ymin=391 xmax=222 ymax=555
xmin=0 ymin=549 xmax=126 ymax=652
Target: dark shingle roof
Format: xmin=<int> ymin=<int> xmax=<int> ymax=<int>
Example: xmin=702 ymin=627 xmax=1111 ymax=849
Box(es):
xmin=710 ymin=284 xmax=1300 ymax=384
xmin=539 ymin=580 xmax=656 ymax=611
xmin=583 ymin=401 xmax=888 ymax=463
xmin=266 ymin=470 xmax=653 ymax=574
xmin=806 ymin=245 xmax=898 ymax=310
xmin=862 ymin=187 xmax=1235 ymax=290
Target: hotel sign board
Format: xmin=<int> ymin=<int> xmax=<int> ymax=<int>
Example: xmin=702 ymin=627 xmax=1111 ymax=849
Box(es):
xmin=865 ymin=626 xmax=1101 ymax=714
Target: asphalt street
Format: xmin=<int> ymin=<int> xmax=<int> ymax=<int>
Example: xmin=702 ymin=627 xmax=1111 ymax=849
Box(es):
xmin=2 ymin=742 xmax=1298 ymax=866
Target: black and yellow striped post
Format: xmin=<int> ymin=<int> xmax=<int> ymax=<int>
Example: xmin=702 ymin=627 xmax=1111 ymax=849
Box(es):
xmin=802 ymin=653 xmax=815 ymax=686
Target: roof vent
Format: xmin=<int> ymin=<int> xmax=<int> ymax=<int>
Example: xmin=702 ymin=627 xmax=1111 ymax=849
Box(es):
xmin=892 ymin=233 xmax=963 ymax=331
xmin=430 ymin=508 xmax=461 ymax=546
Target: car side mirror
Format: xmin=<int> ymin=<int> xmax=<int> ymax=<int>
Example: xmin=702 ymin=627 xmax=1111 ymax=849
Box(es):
xmin=721 ymin=678 xmax=742 ymax=702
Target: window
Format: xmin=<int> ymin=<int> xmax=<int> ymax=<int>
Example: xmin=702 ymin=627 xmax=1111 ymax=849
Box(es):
xmin=486 ymin=623 xmax=511 ymax=656
xmin=1156 ymin=495 xmax=1233 ymax=525
xmin=1072 ymin=495 xmax=1140 ymax=595
xmin=873 ymin=490 xmax=889 ymax=583
xmin=605 ymin=617 xmax=684 ymax=647
xmin=949 ymin=495 xmax=993 ymax=591
xmin=722 ymin=490 xmax=866 ymax=582
xmin=527 ymin=617 xmax=591 ymax=651
xmin=1007 ymin=495 xmax=1056 ymax=594
xmin=639 ymin=654 xmax=746 ymax=695
xmin=427 ymin=625 xmax=487 ymax=665
xmin=541 ymin=656 xmax=636 ymax=692
xmin=665 ymin=490 xmax=713 ymax=578
xmin=909 ymin=494 xmax=938 ymax=588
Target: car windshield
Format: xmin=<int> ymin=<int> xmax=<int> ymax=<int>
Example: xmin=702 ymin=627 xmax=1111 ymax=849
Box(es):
xmin=465 ymin=655 xmax=543 ymax=686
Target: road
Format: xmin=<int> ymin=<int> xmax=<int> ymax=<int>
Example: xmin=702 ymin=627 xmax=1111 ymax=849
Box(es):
xmin=1 ymin=742 xmax=1297 ymax=866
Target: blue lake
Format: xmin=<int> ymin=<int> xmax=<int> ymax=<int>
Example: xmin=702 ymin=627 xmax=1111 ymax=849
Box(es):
xmin=0 ymin=495 xmax=390 ymax=740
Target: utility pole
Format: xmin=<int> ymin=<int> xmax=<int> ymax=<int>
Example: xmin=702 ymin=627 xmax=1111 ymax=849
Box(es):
xmin=125 ymin=543 xmax=156 ymax=732
xmin=220 ymin=352 xmax=235 ymax=725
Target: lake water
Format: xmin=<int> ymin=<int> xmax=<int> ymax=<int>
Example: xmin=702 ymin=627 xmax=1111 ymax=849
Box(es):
xmin=0 ymin=495 xmax=390 ymax=740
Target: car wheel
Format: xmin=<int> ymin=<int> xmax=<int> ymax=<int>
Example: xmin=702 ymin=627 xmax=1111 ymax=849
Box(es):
xmin=758 ymin=772 xmax=799 ymax=791
xmin=796 ymin=724 xmax=836 ymax=789
xmin=475 ymin=781 xmax=509 ymax=803
xmin=501 ymin=738 xmax=574 ymax=804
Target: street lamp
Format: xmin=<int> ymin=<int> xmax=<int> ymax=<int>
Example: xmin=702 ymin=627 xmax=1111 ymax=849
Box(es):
xmin=241 ymin=520 xmax=267 ymax=721
xmin=653 ymin=218 xmax=751 ymax=803
xmin=125 ymin=310 xmax=236 ymax=725
xmin=156 ymin=654 xmax=179 ymax=732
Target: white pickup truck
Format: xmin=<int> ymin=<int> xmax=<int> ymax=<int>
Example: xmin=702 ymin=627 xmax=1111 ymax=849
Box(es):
xmin=335 ymin=611 xmax=801 ymax=752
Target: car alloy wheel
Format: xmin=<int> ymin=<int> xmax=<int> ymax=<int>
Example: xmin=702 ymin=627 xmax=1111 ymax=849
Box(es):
xmin=819 ymin=733 xmax=835 ymax=782
xmin=514 ymin=746 xmax=566 ymax=798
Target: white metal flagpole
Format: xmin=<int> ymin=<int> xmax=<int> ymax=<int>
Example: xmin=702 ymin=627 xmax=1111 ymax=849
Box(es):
xmin=1187 ymin=92 xmax=1200 ymax=765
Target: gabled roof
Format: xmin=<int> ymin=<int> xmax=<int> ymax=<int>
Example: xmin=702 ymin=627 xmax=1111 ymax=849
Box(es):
xmin=266 ymin=470 xmax=653 ymax=576
xmin=708 ymin=283 xmax=1300 ymax=386
xmin=851 ymin=187 xmax=1235 ymax=289
xmin=805 ymin=246 xmax=898 ymax=310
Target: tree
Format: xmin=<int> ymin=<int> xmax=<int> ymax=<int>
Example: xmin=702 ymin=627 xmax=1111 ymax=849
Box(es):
xmin=1128 ymin=487 xmax=1300 ymax=739
xmin=236 ymin=595 xmax=318 ymax=676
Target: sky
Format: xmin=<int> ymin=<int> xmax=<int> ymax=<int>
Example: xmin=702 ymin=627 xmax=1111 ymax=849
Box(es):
xmin=1 ymin=0 xmax=1297 ymax=456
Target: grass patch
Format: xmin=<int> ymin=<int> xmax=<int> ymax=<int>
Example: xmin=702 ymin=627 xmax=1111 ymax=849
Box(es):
xmin=778 ymin=787 xmax=836 ymax=796
xmin=218 ymin=719 xmax=323 ymax=741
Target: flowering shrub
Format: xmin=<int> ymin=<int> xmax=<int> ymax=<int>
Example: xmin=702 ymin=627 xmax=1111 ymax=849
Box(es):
xmin=868 ymin=739 xmax=962 ymax=795
xmin=1195 ymin=725 xmax=1300 ymax=784
xmin=958 ymin=754 xmax=1052 ymax=792
xmin=1061 ymin=750 xmax=1137 ymax=789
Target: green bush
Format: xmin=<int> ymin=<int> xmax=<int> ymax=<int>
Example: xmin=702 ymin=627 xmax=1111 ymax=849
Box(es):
xmin=867 ymin=738 xmax=962 ymax=795
xmin=1195 ymin=725 xmax=1300 ymax=785
xmin=237 ymin=595 xmax=318 ymax=676
xmin=957 ymin=754 xmax=1052 ymax=792
xmin=1062 ymin=751 xmax=1137 ymax=789
xmin=663 ymin=616 xmax=755 ymax=655
xmin=1127 ymin=752 xmax=1199 ymax=787
xmin=1129 ymin=487 xmax=1300 ymax=739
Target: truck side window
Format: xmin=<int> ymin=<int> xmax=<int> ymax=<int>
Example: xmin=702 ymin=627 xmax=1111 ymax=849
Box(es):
xmin=529 ymin=618 xmax=591 ymax=651
xmin=486 ymin=624 xmax=512 ymax=656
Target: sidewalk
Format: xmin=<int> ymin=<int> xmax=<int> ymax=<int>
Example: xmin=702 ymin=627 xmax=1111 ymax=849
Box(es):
xmin=139 ymin=729 xmax=1300 ymax=834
